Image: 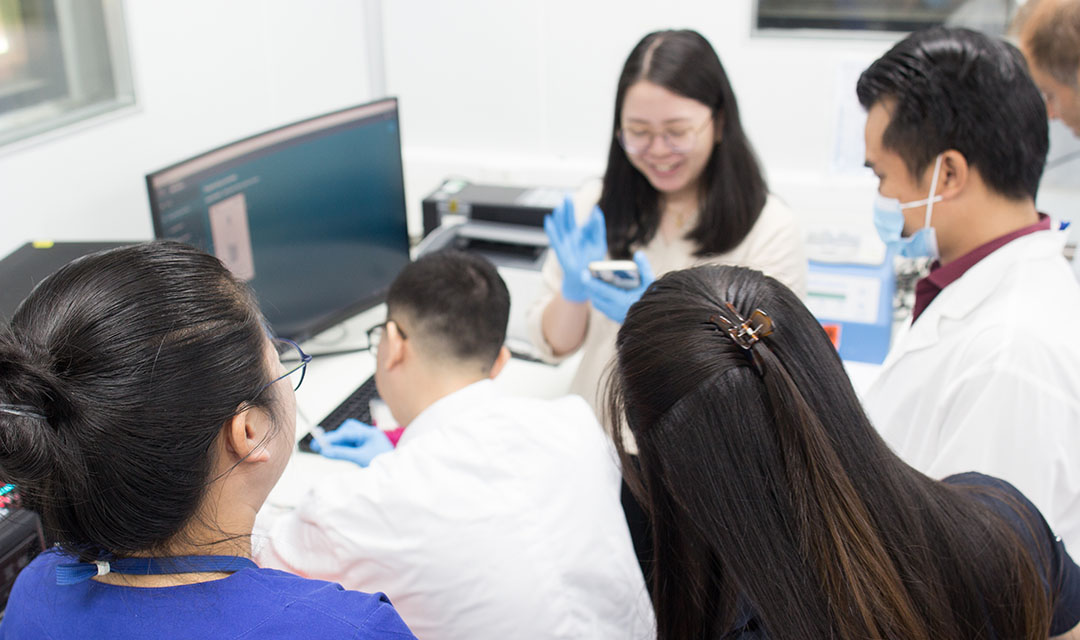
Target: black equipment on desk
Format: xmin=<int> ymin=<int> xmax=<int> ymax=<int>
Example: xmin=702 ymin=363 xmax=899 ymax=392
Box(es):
xmin=0 ymin=242 xmax=130 ymax=325
xmin=421 ymin=179 xmax=559 ymax=238
xmin=146 ymin=98 xmax=412 ymax=343
xmin=0 ymin=485 xmax=47 ymax=617
xmin=298 ymin=375 xmax=379 ymax=453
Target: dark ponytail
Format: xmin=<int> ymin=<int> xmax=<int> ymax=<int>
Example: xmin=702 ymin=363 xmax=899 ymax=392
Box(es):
xmin=0 ymin=242 xmax=277 ymax=562
xmin=609 ymin=265 xmax=1051 ymax=639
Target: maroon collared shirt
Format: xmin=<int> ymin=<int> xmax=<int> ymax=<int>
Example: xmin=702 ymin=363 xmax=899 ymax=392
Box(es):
xmin=912 ymin=213 xmax=1052 ymax=323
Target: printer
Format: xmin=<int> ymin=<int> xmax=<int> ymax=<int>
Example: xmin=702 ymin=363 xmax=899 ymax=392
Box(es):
xmin=418 ymin=179 xmax=566 ymax=358
xmin=417 ymin=179 xmax=563 ymax=268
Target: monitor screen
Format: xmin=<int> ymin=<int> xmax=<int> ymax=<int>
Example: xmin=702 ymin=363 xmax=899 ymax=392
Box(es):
xmin=146 ymin=98 xmax=410 ymax=342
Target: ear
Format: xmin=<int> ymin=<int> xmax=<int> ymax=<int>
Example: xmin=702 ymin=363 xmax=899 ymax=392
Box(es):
xmin=935 ymin=150 xmax=968 ymax=199
xmin=714 ymin=110 xmax=725 ymax=144
xmin=222 ymin=407 xmax=272 ymax=465
xmin=488 ymin=345 xmax=511 ymax=380
xmin=383 ymin=320 xmax=408 ymax=372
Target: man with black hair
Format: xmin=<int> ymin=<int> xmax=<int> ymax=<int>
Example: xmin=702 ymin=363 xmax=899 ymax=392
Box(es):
xmin=859 ymin=27 xmax=1080 ymax=551
xmin=258 ymin=251 xmax=654 ymax=640
xmin=1014 ymin=0 xmax=1080 ymax=136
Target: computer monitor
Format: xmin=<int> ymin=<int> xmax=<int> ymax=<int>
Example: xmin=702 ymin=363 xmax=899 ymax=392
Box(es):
xmin=146 ymin=98 xmax=410 ymax=342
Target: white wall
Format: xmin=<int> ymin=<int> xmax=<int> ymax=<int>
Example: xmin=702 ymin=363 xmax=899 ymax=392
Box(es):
xmin=0 ymin=0 xmax=373 ymax=259
xmin=385 ymin=0 xmax=1080 ymax=238
xmin=4 ymin=0 xmax=1079 ymax=260
xmin=384 ymin=0 xmax=894 ymax=237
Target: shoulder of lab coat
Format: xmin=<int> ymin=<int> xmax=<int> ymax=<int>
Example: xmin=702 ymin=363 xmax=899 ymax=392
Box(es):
xmin=866 ymin=229 xmax=1080 ymax=549
xmin=257 ymin=380 xmax=653 ymax=640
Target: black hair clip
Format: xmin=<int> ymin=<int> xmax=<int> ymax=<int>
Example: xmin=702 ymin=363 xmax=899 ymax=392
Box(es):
xmin=707 ymin=302 xmax=774 ymax=351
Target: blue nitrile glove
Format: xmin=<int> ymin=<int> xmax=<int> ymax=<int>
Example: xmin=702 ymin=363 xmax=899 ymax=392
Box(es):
xmin=582 ymin=251 xmax=655 ymax=324
xmin=543 ymin=197 xmax=608 ymax=303
xmin=309 ymin=418 xmax=393 ymax=468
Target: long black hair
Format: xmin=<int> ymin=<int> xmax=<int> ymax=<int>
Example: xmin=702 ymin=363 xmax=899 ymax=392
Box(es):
xmin=607 ymin=265 xmax=1051 ymax=639
xmin=599 ymin=29 xmax=768 ymax=259
xmin=0 ymin=241 xmax=277 ymax=562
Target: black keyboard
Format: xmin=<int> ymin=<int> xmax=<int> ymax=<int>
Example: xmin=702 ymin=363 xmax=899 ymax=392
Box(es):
xmin=298 ymin=374 xmax=379 ymax=453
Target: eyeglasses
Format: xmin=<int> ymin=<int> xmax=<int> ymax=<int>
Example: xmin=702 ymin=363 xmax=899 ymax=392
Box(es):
xmin=366 ymin=320 xmax=407 ymax=352
xmin=266 ymin=337 xmax=311 ymax=392
xmin=617 ymin=114 xmax=713 ymax=156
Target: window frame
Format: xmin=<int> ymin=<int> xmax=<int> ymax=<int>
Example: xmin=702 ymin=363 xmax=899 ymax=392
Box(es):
xmin=0 ymin=0 xmax=135 ymax=150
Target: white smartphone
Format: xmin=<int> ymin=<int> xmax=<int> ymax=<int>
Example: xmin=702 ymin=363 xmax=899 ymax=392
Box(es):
xmin=588 ymin=260 xmax=641 ymax=289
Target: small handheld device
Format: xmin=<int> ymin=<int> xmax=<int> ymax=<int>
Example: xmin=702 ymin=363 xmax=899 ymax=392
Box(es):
xmin=588 ymin=260 xmax=641 ymax=289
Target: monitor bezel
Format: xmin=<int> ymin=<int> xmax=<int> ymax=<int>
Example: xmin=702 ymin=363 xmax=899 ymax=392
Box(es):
xmin=144 ymin=97 xmax=410 ymax=343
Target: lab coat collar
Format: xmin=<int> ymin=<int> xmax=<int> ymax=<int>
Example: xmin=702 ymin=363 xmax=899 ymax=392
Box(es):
xmin=395 ymin=379 xmax=497 ymax=447
xmin=889 ymin=229 xmax=1067 ymax=357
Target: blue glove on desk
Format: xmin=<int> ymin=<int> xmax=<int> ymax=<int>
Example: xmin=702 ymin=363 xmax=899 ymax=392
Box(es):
xmin=582 ymin=251 xmax=655 ymax=324
xmin=309 ymin=419 xmax=393 ymax=468
xmin=543 ymin=196 xmax=608 ymax=303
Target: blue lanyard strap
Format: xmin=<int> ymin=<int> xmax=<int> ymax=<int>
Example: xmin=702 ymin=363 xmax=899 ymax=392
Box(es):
xmin=56 ymin=555 xmax=257 ymax=585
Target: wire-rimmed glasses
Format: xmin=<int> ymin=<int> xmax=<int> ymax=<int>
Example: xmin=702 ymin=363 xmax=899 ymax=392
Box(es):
xmin=617 ymin=114 xmax=713 ymax=156
xmin=267 ymin=337 xmax=311 ymax=392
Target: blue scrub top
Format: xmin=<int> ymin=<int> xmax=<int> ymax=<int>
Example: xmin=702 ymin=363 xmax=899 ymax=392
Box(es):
xmin=1 ymin=549 xmax=417 ymax=639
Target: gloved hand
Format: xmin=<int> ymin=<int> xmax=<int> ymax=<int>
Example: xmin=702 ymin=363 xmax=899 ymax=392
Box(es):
xmin=582 ymin=251 xmax=655 ymax=324
xmin=309 ymin=419 xmax=393 ymax=468
xmin=543 ymin=196 xmax=608 ymax=303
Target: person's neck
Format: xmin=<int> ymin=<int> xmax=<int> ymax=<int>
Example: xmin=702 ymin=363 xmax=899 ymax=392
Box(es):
xmin=91 ymin=479 xmax=261 ymax=588
xmin=938 ymin=194 xmax=1040 ymax=265
xmin=92 ymin=532 xmax=253 ymax=588
xmin=661 ymin=189 xmax=699 ymax=218
xmin=395 ymin=368 xmax=487 ymax=427
xmin=658 ymin=189 xmax=701 ymax=238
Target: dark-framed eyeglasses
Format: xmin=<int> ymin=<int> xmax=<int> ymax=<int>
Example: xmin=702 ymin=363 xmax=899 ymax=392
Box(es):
xmin=366 ymin=320 xmax=407 ymax=352
xmin=266 ymin=336 xmax=311 ymax=392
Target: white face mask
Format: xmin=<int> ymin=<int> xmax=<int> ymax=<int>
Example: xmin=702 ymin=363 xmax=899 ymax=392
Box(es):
xmin=872 ymin=154 xmax=945 ymax=260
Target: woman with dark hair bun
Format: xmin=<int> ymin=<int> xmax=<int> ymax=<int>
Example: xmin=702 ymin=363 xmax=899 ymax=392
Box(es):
xmin=0 ymin=242 xmax=415 ymax=639
xmin=608 ymin=264 xmax=1080 ymax=640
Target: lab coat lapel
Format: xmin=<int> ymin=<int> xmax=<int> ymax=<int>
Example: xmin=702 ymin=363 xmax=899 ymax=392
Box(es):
xmin=876 ymin=231 xmax=1065 ymax=374
xmin=931 ymin=230 xmax=1066 ymax=323
xmin=877 ymin=289 xmax=942 ymax=370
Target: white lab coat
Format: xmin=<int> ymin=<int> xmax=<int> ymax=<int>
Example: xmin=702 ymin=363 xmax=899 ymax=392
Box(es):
xmin=864 ymin=229 xmax=1080 ymax=551
xmin=257 ymin=380 xmax=655 ymax=640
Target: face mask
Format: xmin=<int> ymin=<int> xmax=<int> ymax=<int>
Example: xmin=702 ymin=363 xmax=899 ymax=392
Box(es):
xmin=873 ymin=154 xmax=944 ymax=260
